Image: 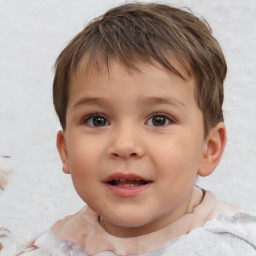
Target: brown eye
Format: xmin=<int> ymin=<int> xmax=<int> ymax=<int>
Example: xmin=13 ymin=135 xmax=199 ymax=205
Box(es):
xmin=152 ymin=116 xmax=166 ymax=126
xmin=146 ymin=114 xmax=172 ymax=127
xmin=93 ymin=116 xmax=107 ymax=126
xmin=85 ymin=115 xmax=109 ymax=127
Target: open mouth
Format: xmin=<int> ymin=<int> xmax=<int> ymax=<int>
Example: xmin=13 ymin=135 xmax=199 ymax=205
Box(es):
xmin=107 ymin=179 xmax=149 ymax=187
xmin=104 ymin=173 xmax=152 ymax=196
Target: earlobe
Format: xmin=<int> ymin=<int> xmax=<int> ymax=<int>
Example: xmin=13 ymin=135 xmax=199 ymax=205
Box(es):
xmin=198 ymin=122 xmax=226 ymax=177
xmin=56 ymin=130 xmax=70 ymax=174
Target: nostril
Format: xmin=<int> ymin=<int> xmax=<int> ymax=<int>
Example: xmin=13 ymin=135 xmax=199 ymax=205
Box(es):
xmin=110 ymin=152 xmax=137 ymax=158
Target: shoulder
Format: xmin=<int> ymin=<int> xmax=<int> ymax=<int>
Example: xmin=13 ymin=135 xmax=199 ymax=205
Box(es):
xmin=0 ymin=206 xmax=91 ymax=255
xmin=192 ymin=212 xmax=256 ymax=255
xmin=88 ymin=212 xmax=256 ymax=256
xmin=152 ymin=212 xmax=256 ymax=256
xmin=189 ymin=187 xmax=244 ymax=230
xmin=198 ymin=188 xmax=244 ymax=220
xmin=203 ymin=212 xmax=256 ymax=243
xmin=0 ymin=230 xmax=88 ymax=256
xmin=51 ymin=212 xmax=78 ymax=235
xmin=51 ymin=205 xmax=90 ymax=241
xmin=51 ymin=205 xmax=102 ymax=249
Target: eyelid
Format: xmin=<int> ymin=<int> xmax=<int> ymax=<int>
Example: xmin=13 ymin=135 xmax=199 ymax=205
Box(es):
xmin=82 ymin=113 xmax=110 ymax=126
xmin=146 ymin=112 xmax=175 ymax=126
xmin=152 ymin=112 xmax=174 ymax=120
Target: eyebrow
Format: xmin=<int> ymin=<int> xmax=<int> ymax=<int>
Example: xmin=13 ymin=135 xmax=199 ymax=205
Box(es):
xmin=73 ymin=97 xmax=111 ymax=109
xmin=73 ymin=96 xmax=187 ymax=110
xmin=137 ymin=96 xmax=187 ymax=110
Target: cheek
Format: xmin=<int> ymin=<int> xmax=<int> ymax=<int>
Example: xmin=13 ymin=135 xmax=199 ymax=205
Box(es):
xmin=67 ymin=138 xmax=103 ymax=183
xmin=152 ymin=136 xmax=203 ymax=179
xmin=68 ymin=135 xmax=102 ymax=165
xmin=68 ymin=142 xmax=102 ymax=203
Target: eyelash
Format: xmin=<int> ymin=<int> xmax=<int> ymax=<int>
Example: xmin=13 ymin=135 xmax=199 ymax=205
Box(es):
xmin=146 ymin=113 xmax=174 ymax=127
xmin=82 ymin=113 xmax=110 ymax=127
xmin=82 ymin=112 xmax=174 ymax=127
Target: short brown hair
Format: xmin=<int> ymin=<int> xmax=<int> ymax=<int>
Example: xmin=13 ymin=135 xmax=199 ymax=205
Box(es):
xmin=53 ymin=2 xmax=226 ymax=135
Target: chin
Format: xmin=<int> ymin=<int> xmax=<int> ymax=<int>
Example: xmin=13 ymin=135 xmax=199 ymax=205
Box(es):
xmin=107 ymin=212 xmax=152 ymax=228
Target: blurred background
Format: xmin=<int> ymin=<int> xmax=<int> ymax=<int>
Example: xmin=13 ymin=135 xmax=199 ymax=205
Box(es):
xmin=0 ymin=0 xmax=255 ymax=235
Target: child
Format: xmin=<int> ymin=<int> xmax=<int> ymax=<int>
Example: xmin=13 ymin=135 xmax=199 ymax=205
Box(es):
xmin=1 ymin=2 xmax=255 ymax=256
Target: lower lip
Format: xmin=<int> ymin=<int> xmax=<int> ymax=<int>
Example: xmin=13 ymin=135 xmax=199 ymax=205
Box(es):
xmin=104 ymin=183 xmax=152 ymax=197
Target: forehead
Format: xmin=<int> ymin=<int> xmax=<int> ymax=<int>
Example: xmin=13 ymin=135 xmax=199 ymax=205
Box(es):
xmin=68 ymin=59 xmax=196 ymax=107
xmin=72 ymin=57 xmax=190 ymax=85
xmin=72 ymin=55 xmax=192 ymax=84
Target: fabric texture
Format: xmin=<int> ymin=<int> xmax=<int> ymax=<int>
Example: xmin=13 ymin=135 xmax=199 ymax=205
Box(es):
xmin=50 ymin=186 xmax=242 ymax=255
xmin=1 ymin=212 xmax=256 ymax=256
xmin=1 ymin=186 xmax=252 ymax=256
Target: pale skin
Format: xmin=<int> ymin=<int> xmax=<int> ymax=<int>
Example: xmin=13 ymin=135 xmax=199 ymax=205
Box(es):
xmin=57 ymin=60 xmax=226 ymax=238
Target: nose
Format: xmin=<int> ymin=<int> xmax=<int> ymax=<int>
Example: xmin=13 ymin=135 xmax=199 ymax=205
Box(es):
xmin=108 ymin=124 xmax=144 ymax=159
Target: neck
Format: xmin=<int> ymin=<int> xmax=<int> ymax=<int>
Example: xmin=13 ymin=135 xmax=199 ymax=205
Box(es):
xmin=98 ymin=196 xmax=192 ymax=238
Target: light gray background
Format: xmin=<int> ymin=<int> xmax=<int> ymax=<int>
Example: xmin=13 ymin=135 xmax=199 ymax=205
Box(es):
xmin=0 ymin=0 xmax=255 ymax=235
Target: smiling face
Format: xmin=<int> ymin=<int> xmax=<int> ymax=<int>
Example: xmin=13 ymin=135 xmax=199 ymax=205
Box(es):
xmin=57 ymin=61 xmax=226 ymax=237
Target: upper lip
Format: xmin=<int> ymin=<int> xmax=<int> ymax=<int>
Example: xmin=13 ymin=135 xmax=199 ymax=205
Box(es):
xmin=103 ymin=173 xmax=152 ymax=183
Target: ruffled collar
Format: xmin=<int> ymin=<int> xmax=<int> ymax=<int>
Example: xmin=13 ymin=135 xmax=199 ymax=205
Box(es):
xmin=51 ymin=186 xmax=242 ymax=256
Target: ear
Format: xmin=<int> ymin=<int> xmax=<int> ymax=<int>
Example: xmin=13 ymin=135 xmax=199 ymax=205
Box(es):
xmin=198 ymin=122 xmax=226 ymax=177
xmin=56 ymin=130 xmax=70 ymax=174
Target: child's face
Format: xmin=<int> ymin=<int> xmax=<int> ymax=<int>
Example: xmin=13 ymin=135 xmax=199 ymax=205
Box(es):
xmin=58 ymin=61 xmax=211 ymax=237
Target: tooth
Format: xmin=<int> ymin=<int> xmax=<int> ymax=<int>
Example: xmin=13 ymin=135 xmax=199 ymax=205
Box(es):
xmin=118 ymin=184 xmax=130 ymax=187
xmin=129 ymin=184 xmax=135 ymax=187
xmin=120 ymin=179 xmax=125 ymax=181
